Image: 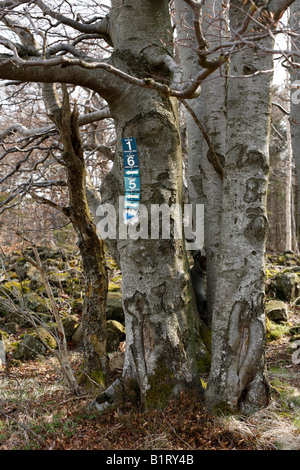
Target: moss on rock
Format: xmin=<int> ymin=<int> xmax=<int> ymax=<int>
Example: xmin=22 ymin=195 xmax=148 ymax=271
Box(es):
xmin=89 ymin=369 xmax=106 ymax=387
xmin=106 ymin=320 xmax=125 ymax=353
xmin=34 ymin=327 xmax=57 ymax=349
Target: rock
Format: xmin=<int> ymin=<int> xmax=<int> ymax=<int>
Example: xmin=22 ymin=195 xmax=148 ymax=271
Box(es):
xmin=7 ymin=312 xmax=30 ymax=328
xmin=35 ymin=327 xmax=57 ymax=349
xmin=48 ymin=271 xmax=71 ymax=289
xmin=266 ymin=300 xmax=288 ymax=323
xmin=62 ymin=314 xmax=80 ymax=340
xmin=16 ymin=262 xmax=31 ymax=281
xmin=25 ymin=291 xmax=48 ymax=313
xmin=27 ymin=264 xmax=43 ymax=289
xmin=71 ymin=323 xmax=83 ymax=345
xmin=108 ymin=351 xmax=124 ymax=372
xmin=1 ymin=280 xmax=30 ymax=296
xmin=13 ymin=334 xmax=46 ymax=360
xmin=106 ymin=292 xmax=124 ymax=324
xmin=275 ymin=272 xmax=300 ymax=301
xmin=106 ymin=320 xmax=126 ymax=353
xmin=5 ymin=322 xmax=20 ymax=334
xmin=0 ymin=303 xmax=7 ymax=317
xmin=23 ymin=246 xmax=53 ymax=261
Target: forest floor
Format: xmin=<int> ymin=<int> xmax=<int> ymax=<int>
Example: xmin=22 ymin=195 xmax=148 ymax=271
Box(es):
xmin=0 ymin=250 xmax=300 ymax=451
xmin=0 ymin=329 xmax=299 ymax=451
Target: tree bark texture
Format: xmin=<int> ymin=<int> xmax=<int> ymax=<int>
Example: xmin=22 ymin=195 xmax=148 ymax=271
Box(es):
xmin=205 ymin=2 xmax=273 ymax=413
xmin=175 ymin=0 xmax=227 ymax=329
xmin=290 ymin=1 xmax=300 ymax=244
xmin=94 ymin=0 xmax=205 ymax=408
xmin=44 ymin=85 xmax=109 ymax=384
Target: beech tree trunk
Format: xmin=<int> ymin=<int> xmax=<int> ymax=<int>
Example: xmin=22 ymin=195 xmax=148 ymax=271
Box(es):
xmin=205 ymin=2 xmax=272 ymax=413
xmin=175 ymin=0 xmax=227 ymax=330
xmin=290 ymin=1 xmax=300 ymax=245
xmin=93 ymin=0 xmax=205 ymax=408
xmin=286 ymin=100 xmax=293 ymax=252
xmin=174 ymin=0 xmax=228 ymax=387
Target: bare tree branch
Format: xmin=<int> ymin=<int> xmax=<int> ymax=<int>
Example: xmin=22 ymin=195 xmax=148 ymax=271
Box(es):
xmin=0 ymin=106 xmax=111 ymax=141
xmin=180 ymin=98 xmax=224 ymax=178
xmin=272 ymin=100 xmax=290 ymax=115
xmin=34 ymin=0 xmax=112 ymax=43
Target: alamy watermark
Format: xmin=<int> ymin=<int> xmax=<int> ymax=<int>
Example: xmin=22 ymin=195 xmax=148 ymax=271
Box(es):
xmin=95 ymin=197 xmax=204 ymax=250
xmin=279 ymin=81 xmax=300 ymax=364
xmin=96 ymin=197 xmax=300 ymax=366
xmin=291 ymin=80 xmax=300 ymax=105
xmin=292 ymin=340 xmax=300 ymax=365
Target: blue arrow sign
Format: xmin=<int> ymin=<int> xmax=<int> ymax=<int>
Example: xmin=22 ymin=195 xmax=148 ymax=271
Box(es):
xmin=125 ymin=192 xmax=141 ymax=201
xmin=124 ymin=200 xmax=140 ymax=210
xmin=125 ymin=169 xmax=139 ymax=176
xmin=124 ymin=209 xmax=139 ymax=223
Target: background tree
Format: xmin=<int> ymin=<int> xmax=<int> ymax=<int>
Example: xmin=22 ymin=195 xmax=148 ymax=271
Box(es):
xmin=267 ymin=88 xmax=290 ymax=253
xmin=174 ymin=0 xmax=227 ymax=332
xmin=0 ymin=72 xmax=115 ymax=383
xmin=289 ymin=0 xmax=300 ymax=246
xmin=174 ymin=0 xmax=295 ymax=412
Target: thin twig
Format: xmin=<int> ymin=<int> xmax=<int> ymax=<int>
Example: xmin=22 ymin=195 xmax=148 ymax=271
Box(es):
xmin=0 ymin=409 xmax=45 ymax=445
xmin=180 ymin=98 xmax=224 ymax=179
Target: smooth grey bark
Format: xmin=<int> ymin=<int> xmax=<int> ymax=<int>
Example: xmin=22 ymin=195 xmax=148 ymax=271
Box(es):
xmin=194 ymin=0 xmax=227 ymax=326
xmin=93 ymin=0 xmax=205 ymax=408
xmin=173 ymin=1 xmax=207 ymax=340
xmin=174 ymin=0 xmax=205 ymax=210
xmin=205 ymin=2 xmax=273 ymax=413
xmin=174 ymin=0 xmax=227 ymax=330
xmin=286 ymin=99 xmax=293 ymax=252
xmin=290 ymin=1 xmax=300 ymax=243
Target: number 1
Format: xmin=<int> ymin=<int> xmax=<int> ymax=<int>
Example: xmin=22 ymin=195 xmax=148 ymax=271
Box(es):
xmin=125 ymin=139 xmax=132 ymax=151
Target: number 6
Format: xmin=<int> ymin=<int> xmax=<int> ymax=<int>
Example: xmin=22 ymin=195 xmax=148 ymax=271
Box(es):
xmin=127 ymin=156 xmax=135 ymax=166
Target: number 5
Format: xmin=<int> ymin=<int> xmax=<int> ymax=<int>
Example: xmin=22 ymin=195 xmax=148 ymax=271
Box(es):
xmin=129 ymin=179 xmax=136 ymax=189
